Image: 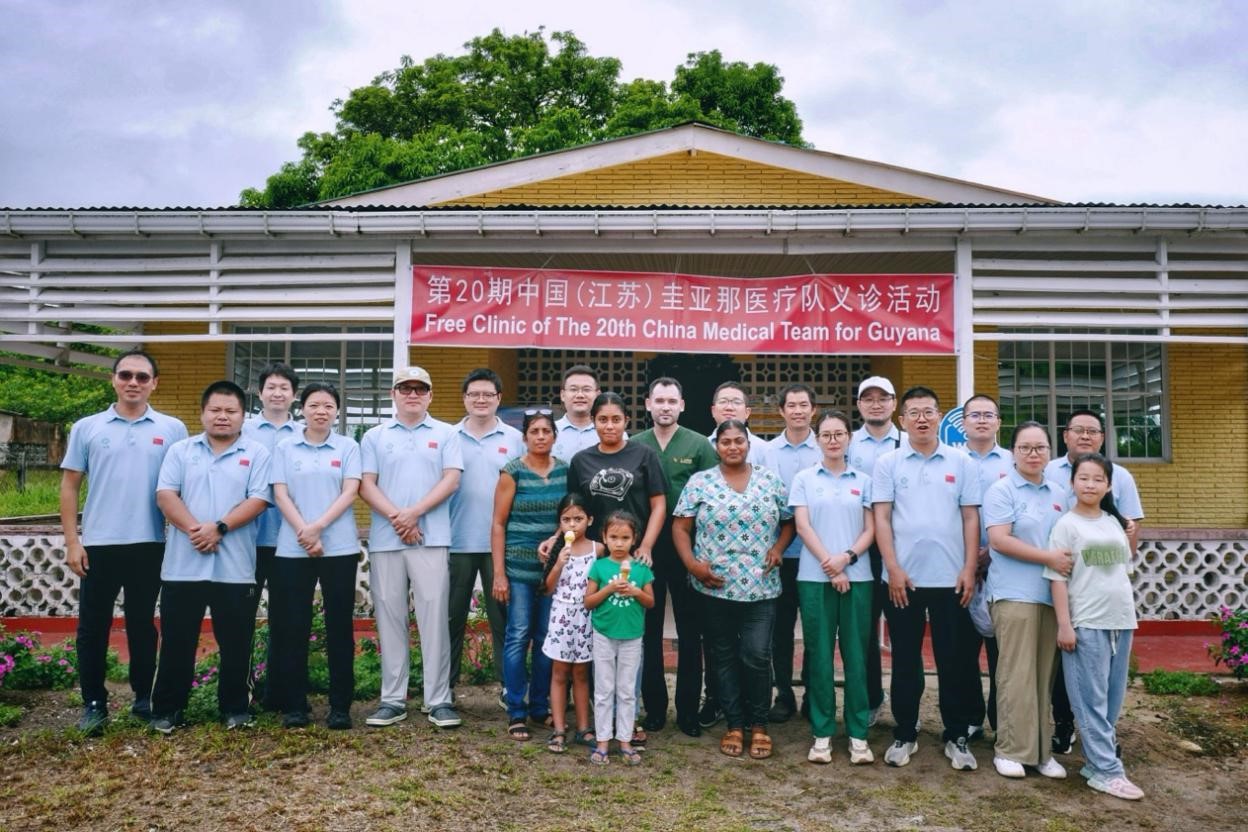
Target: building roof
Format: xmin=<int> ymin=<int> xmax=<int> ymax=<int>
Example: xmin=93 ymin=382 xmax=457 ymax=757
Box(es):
xmin=320 ymin=122 xmax=1059 ymax=208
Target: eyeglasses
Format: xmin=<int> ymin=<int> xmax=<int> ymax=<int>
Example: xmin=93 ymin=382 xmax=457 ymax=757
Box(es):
xmin=463 ymin=391 xmax=498 ymax=400
xmin=714 ymin=398 xmax=747 ymax=407
xmin=524 ymin=408 xmax=553 ymax=416
xmin=903 ymin=409 xmax=939 ymax=420
xmin=1067 ymin=426 xmax=1103 ymax=437
xmin=115 ymin=370 xmax=153 ymax=383
xmin=817 ymin=431 xmax=850 ymax=442
xmin=395 ymin=385 xmax=431 ymax=396
xmin=563 ymin=386 xmax=597 ymax=395
xmin=1016 ymin=444 xmax=1050 ymax=455
xmin=965 ymin=411 xmax=999 ymax=421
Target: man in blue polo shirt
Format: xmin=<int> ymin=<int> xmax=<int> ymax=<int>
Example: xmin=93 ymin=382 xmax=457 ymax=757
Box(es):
xmin=707 ymin=381 xmax=767 ymax=464
xmin=360 ymin=366 xmax=464 ymax=730
xmin=241 ymin=361 xmax=300 ymax=710
xmin=762 ymin=383 xmax=821 ymax=723
xmin=552 ymin=365 xmax=607 ymax=460
xmin=873 ymin=386 xmax=983 ymax=771
xmin=150 ymin=380 xmax=272 ymax=732
xmin=1043 ymin=408 xmax=1145 ymax=756
xmin=961 ymin=393 xmax=1013 ymax=743
xmin=448 ymin=368 xmax=521 ymax=704
xmin=60 ymin=348 xmax=188 ymax=734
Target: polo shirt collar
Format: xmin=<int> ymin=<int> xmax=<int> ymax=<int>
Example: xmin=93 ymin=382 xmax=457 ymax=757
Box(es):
xmin=106 ymin=403 xmax=154 ymax=423
xmin=457 ymin=416 xmax=506 ymax=439
xmin=855 ymin=424 xmax=900 ymax=443
xmin=386 ymin=415 xmax=432 ymax=431
xmin=191 ymin=432 xmax=248 ymax=458
xmin=967 ymin=443 xmax=1007 ymax=460
xmin=1008 ymin=467 xmax=1050 ymax=491
xmin=556 ymin=415 xmax=595 ymax=433
xmin=903 ymin=440 xmax=950 ymax=460
xmin=815 ymin=464 xmax=857 ymax=479
xmin=255 ymin=413 xmax=296 ymax=430
xmin=778 ymin=429 xmax=817 ymax=450
xmin=296 ymin=427 xmax=337 ymax=448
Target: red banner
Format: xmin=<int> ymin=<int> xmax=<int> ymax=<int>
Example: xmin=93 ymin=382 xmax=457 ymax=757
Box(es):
xmin=411 ymin=266 xmax=954 ymax=354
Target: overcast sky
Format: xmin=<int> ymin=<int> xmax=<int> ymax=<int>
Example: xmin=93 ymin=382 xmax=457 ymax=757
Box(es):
xmin=2 ymin=0 xmax=1244 ymax=208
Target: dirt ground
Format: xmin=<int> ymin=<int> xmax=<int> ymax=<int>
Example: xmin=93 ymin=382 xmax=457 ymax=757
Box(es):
xmin=0 ymin=678 xmax=1243 ymax=832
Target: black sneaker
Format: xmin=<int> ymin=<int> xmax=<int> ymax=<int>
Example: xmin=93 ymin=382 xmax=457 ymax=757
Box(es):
xmin=676 ymin=715 xmax=702 ymax=737
xmin=130 ymin=698 xmax=152 ymax=720
xmin=1052 ymin=724 xmax=1077 ymax=755
xmin=768 ymin=697 xmax=796 ymax=724
xmin=697 ymin=699 xmax=723 ymax=729
xmin=282 ymin=711 xmax=310 ymax=729
xmin=75 ymin=701 xmax=108 ymax=735
xmin=641 ymin=712 xmax=666 ymax=733
xmin=327 ymin=710 xmax=353 ymax=730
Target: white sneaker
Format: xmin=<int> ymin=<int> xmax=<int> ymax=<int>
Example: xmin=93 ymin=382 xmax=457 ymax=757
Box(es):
xmin=945 ymin=737 xmax=978 ymax=771
xmin=808 ymin=736 xmax=832 ymax=764
xmin=884 ymin=740 xmax=918 ymax=767
xmin=849 ymin=737 xmax=874 ymax=765
xmin=993 ymin=755 xmax=1025 ymax=778
xmin=967 ymin=724 xmax=985 ymax=742
xmin=1088 ymin=774 xmax=1144 ymax=800
xmin=1036 ymin=757 xmax=1067 ymax=779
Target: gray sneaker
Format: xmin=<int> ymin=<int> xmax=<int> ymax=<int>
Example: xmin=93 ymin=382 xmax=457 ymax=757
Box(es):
xmin=884 ymin=740 xmax=918 ymax=767
xmin=427 ymin=704 xmax=462 ymax=729
xmin=366 ymin=704 xmax=408 ymax=727
xmin=75 ymin=700 xmax=108 ymax=735
xmin=945 ymin=736 xmax=978 ymax=771
xmin=150 ymin=712 xmax=184 ymax=735
xmin=223 ymin=712 xmax=255 ymax=730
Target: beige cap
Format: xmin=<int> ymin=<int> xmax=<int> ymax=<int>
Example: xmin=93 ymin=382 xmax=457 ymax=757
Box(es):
xmin=857 ymin=376 xmax=896 ymax=398
xmin=392 ymin=366 xmax=433 ymax=388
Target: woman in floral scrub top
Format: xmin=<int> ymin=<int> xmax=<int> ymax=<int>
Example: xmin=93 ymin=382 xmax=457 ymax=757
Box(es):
xmin=673 ymin=419 xmax=793 ymax=760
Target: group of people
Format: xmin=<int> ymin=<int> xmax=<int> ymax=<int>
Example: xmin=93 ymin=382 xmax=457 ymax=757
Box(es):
xmin=60 ymin=351 xmax=1147 ymax=801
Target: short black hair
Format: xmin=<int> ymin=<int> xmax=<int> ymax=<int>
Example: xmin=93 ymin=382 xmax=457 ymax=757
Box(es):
xmin=899 ymin=385 xmax=940 ymax=410
xmin=201 ymin=380 xmax=247 ymax=410
xmin=300 ymin=382 xmax=340 ymax=408
xmin=714 ymin=418 xmax=750 ymax=438
xmin=562 ymin=364 xmax=598 ymax=387
xmin=590 ymin=391 xmax=628 ymax=419
xmin=962 ymin=393 xmax=999 ymax=413
xmin=713 ymin=381 xmax=749 ymax=403
xmin=779 ymin=383 xmax=816 ymax=408
xmin=1064 ymin=408 xmax=1104 ymax=429
xmin=258 ymin=362 xmax=299 ymax=392
xmin=112 ymin=348 xmax=159 ymax=376
xmin=462 ymin=367 xmax=503 ymax=395
xmin=648 ymin=376 xmax=683 ymax=397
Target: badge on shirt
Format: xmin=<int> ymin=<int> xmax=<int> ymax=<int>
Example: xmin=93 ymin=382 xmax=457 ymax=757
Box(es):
xmin=427 ymin=441 xmax=439 ymax=449
xmin=1053 ymin=503 xmax=1063 ymax=512
xmin=850 ymin=488 xmax=861 ymax=496
xmin=497 ymin=446 xmax=508 ymax=454
xmin=239 ymin=458 xmax=251 ymax=467
xmin=152 ymin=437 xmax=164 ymax=446
xmin=331 ymin=459 xmax=342 ymax=468
xmin=945 ymin=473 xmax=956 ymax=483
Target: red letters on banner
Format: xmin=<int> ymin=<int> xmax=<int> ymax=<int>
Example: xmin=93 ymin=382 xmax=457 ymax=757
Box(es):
xmin=411 ymin=266 xmax=954 ymax=354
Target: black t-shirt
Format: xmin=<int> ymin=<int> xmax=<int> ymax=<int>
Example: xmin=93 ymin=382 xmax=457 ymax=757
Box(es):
xmin=566 ymin=442 xmax=669 ymax=541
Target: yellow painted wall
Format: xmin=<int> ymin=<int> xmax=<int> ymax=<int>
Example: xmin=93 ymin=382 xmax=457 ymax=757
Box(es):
xmin=144 ymin=323 xmax=229 ymax=428
xmin=438 ymin=151 xmax=933 ymax=207
xmin=407 ymin=346 xmax=518 ymax=422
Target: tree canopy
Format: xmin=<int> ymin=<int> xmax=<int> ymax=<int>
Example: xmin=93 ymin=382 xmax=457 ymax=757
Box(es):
xmin=240 ymin=29 xmax=806 ymax=208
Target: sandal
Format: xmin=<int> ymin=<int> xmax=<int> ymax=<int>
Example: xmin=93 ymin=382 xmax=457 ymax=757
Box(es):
xmin=632 ymin=726 xmax=648 ymax=751
xmin=574 ymin=728 xmax=596 ymax=747
xmin=533 ymin=713 xmax=554 ymax=729
xmin=588 ymin=748 xmax=609 ymax=766
xmin=620 ymin=747 xmax=642 ymax=766
xmin=749 ymin=726 xmax=773 ymax=760
xmin=508 ymin=719 xmax=530 ymax=741
xmin=546 ymin=729 xmax=567 ymax=753
xmin=720 ymin=728 xmax=744 ymax=758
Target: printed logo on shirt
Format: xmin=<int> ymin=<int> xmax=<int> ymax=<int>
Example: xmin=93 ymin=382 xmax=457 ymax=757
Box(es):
xmin=427 ymin=441 xmax=439 ymax=449
xmin=152 ymin=437 xmax=165 ymax=446
xmin=673 ymin=457 xmax=693 ymax=465
xmin=239 ymin=458 xmax=251 ymax=467
xmin=589 ymin=467 xmax=635 ymax=501
xmin=1081 ymin=542 xmax=1128 ymax=568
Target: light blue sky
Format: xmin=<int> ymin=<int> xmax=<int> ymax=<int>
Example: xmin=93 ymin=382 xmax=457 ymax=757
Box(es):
xmin=2 ymin=0 xmax=1244 ymax=207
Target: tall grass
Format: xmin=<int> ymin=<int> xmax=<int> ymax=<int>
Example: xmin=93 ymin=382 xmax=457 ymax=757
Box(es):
xmin=0 ymin=468 xmax=74 ymax=519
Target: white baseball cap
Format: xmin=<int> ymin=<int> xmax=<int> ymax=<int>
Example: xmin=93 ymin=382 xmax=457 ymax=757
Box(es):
xmin=857 ymin=376 xmax=896 ymax=398
xmin=392 ymin=366 xmax=433 ymax=388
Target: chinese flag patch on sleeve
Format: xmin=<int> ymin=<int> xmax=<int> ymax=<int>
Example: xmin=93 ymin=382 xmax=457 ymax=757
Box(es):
xmin=239 ymin=458 xmax=250 ymax=467
xmin=945 ymin=473 xmax=956 ymax=483
xmin=427 ymin=441 xmax=439 ymax=449
xmin=331 ymin=459 xmax=342 ymax=468
xmin=850 ymin=488 xmax=861 ymax=496
xmin=498 ymin=446 xmax=508 ymax=454
xmin=152 ymin=437 xmax=164 ymax=446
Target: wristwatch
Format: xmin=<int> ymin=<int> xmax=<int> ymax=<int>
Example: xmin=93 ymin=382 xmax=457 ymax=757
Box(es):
xmin=216 ymin=520 xmax=229 ymax=537
xmin=844 ymin=548 xmax=859 ymax=566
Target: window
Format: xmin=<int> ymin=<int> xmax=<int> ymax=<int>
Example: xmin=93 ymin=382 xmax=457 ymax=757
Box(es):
xmin=231 ymin=326 xmax=392 ymax=440
xmin=998 ymin=339 xmax=1167 ymax=461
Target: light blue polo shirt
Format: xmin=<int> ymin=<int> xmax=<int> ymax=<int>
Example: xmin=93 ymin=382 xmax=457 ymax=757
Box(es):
xmin=552 ymin=416 xmax=602 ymax=461
xmin=872 ymin=442 xmax=981 ymax=587
xmin=156 ymin=434 xmax=272 ymax=583
xmin=271 ymin=430 xmax=362 ymax=558
xmin=1044 ymin=456 xmax=1145 ymax=520
xmin=967 ymin=443 xmax=1013 ymax=546
xmin=707 ymin=427 xmax=767 ymax=465
xmin=788 ymin=465 xmax=873 ymax=582
xmin=62 ymin=404 xmax=188 ymax=546
xmin=450 ymin=417 xmax=523 ymax=553
xmin=242 ymin=414 xmax=301 ymax=548
xmin=360 ymin=415 xmax=464 ymax=552
xmin=983 ymin=470 xmax=1068 ymax=605
xmin=847 ymin=424 xmax=907 ymax=476
xmin=764 ymin=430 xmax=821 ymax=558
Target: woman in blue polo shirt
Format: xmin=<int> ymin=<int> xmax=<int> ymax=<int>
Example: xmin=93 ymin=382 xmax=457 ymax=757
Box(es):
xmin=790 ymin=410 xmax=876 ymax=765
xmin=269 ymin=383 xmax=363 ymax=730
xmin=983 ymin=421 xmax=1073 ymax=779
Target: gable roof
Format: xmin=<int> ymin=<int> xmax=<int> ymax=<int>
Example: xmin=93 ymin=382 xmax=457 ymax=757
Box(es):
xmin=322 ymin=122 xmax=1057 ymax=209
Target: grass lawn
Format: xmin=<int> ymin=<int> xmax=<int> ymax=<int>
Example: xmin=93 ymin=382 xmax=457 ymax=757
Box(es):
xmin=0 ymin=468 xmax=72 ymax=519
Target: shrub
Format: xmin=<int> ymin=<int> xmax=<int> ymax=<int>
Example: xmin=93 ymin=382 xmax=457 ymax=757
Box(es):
xmin=0 ymin=628 xmax=78 ymax=690
xmin=0 ymin=702 xmax=23 ymax=727
xmin=1140 ymin=669 xmax=1221 ymax=696
xmin=1208 ymin=606 xmax=1248 ymax=680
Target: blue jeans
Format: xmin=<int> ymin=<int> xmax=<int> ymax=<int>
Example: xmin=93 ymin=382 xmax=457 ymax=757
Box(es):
xmin=502 ymin=580 xmax=553 ymax=721
xmin=1062 ymin=628 xmax=1133 ymax=779
xmin=704 ymin=596 xmax=776 ymax=729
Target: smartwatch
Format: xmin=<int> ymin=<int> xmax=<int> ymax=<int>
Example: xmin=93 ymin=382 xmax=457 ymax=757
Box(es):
xmin=844 ymin=548 xmax=859 ymax=566
xmin=216 ymin=520 xmax=229 ymax=537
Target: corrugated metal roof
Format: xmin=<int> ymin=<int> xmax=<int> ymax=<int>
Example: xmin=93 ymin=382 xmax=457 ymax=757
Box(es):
xmin=3 ymin=202 xmax=1245 ymax=212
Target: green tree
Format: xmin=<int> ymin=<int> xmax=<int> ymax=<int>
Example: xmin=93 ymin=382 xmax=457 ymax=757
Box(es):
xmin=241 ymin=30 xmax=806 ymax=207
xmin=0 ymin=366 xmax=113 ymax=429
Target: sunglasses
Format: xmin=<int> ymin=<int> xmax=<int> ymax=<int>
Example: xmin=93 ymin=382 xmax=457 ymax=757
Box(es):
xmin=524 ymin=408 xmax=553 ymax=416
xmin=115 ymin=370 xmax=153 ymax=383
